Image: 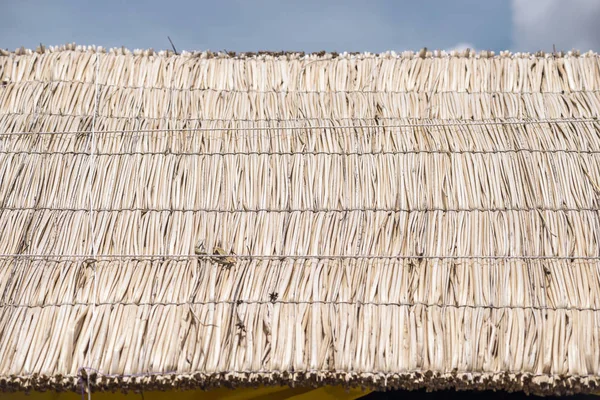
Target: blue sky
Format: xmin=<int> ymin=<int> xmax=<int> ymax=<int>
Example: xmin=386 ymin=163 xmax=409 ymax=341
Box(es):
xmin=3 ymin=0 xmax=600 ymax=53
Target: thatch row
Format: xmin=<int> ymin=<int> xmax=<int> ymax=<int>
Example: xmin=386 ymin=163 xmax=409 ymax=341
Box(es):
xmin=2 ymin=49 xmax=600 ymax=93
xmin=1 ymin=48 xmax=600 ymax=395
xmin=2 ymin=43 xmax=597 ymax=60
xmin=2 ymin=370 xmax=600 ymax=395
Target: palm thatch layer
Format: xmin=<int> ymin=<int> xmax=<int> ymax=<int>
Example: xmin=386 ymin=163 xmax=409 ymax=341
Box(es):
xmin=1 ymin=45 xmax=600 ymax=395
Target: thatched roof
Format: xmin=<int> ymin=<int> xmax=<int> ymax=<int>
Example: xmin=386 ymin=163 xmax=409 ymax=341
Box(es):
xmin=1 ymin=44 xmax=600 ymax=395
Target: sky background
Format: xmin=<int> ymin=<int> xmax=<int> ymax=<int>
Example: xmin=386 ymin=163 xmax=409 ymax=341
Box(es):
xmin=3 ymin=0 xmax=600 ymax=53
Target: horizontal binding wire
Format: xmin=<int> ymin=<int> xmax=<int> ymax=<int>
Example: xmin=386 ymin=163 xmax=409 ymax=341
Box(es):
xmin=1 ymin=206 xmax=598 ymax=212
xmin=2 ymin=149 xmax=600 ymax=156
xmin=3 ymin=111 xmax=600 ymax=124
xmin=0 ymin=118 xmax=598 ymax=137
xmin=7 ymin=78 xmax=600 ymax=94
xmin=2 ymin=300 xmax=599 ymax=311
xmin=0 ymin=254 xmax=597 ymax=260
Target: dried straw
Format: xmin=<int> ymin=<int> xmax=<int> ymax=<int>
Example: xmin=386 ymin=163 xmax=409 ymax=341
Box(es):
xmin=1 ymin=45 xmax=600 ymax=395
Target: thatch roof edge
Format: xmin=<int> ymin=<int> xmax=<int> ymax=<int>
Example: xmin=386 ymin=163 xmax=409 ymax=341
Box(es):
xmin=2 ymin=371 xmax=599 ymax=396
xmin=1 ymin=43 xmax=597 ymax=59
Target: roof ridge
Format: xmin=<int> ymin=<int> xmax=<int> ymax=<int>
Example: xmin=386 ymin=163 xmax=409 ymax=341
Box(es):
xmin=1 ymin=43 xmax=598 ymax=59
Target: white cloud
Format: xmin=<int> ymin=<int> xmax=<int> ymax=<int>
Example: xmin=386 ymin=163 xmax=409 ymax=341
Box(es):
xmin=447 ymin=42 xmax=476 ymax=52
xmin=512 ymin=0 xmax=600 ymax=51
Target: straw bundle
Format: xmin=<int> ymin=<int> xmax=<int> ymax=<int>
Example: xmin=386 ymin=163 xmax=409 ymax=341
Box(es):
xmin=1 ymin=44 xmax=600 ymax=395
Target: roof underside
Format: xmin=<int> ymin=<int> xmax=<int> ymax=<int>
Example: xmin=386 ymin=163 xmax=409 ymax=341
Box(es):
xmin=1 ymin=47 xmax=600 ymax=395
